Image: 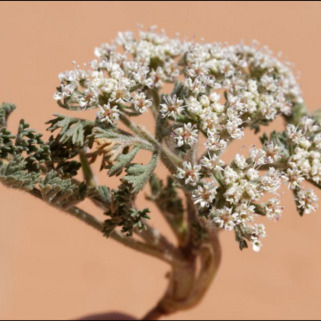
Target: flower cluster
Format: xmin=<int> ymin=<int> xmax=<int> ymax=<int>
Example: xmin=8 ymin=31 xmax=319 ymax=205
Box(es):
xmin=54 ymin=27 xmax=320 ymax=252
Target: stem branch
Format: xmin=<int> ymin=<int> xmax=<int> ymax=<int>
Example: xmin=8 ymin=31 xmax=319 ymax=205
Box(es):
xmin=28 ymin=188 xmax=185 ymax=268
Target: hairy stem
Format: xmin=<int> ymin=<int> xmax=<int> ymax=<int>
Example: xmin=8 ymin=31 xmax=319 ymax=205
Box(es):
xmin=79 ymin=149 xmax=98 ymax=188
xmin=142 ymin=226 xmax=222 ymax=320
xmin=135 ymin=222 xmax=182 ymax=259
xmin=28 ymin=188 xmax=185 ymax=268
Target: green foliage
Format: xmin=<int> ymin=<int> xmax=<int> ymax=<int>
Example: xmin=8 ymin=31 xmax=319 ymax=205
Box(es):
xmin=103 ymin=183 xmax=150 ymax=237
xmin=46 ymin=114 xmax=94 ymax=147
xmin=15 ymin=119 xmax=51 ymax=171
xmin=122 ymin=152 xmax=159 ymax=194
xmin=0 ymin=103 xmax=16 ymax=128
xmin=108 ymin=145 xmax=140 ymax=176
xmin=0 ymin=103 xmax=51 ymax=189
xmin=0 ymin=128 xmax=15 ymax=158
xmin=39 ymin=170 xmax=86 ymax=206
xmin=284 ymin=102 xmax=308 ymax=126
xmin=55 ymin=160 xmax=81 ymax=178
xmin=93 ymin=126 xmax=133 ymax=142
xmin=97 ymin=185 xmax=111 ymax=205
xmin=0 ymin=156 xmax=41 ymax=191
xmin=93 ymin=126 xmax=155 ymax=174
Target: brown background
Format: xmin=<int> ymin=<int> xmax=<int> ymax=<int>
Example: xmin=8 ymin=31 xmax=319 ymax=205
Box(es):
xmin=1 ymin=1 xmax=321 ymax=320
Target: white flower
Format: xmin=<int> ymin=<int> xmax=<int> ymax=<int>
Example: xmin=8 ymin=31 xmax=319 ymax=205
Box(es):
xmin=211 ymin=102 xmax=225 ymax=114
xmin=250 ymin=224 xmax=267 ymax=252
xmin=110 ymin=81 xmax=131 ymax=104
xmin=264 ymin=198 xmax=283 ymax=220
xmin=209 ymin=92 xmax=221 ymax=103
xmin=160 ymin=95 xmax=185 ymax=119
xmin=296 ymin=188 xmax=319 ymax=215
xmin=200 ymin=153 xmax=225 ymax=171
xmin=200 ymin=111 xmax=219 ymax=134
xmin=252 ymin=239 xmax=263 ymax=252
xmin=226 ymin=118 xmax=244 ymax=140
xmin=206 ymin=135 xmax=228 ymax=152
xmin=212 ymin=207 xmax=235 ymax=231
xmin=223 ymin=166 xmax=241 ymax=185
xmin=176 ymin=161 xmax=201 ymax=186
xmin=192 ymin=182 xmax=218 ymax=207
xmin=286 ymin=124 xmax=303 ymax=144
xmin=244 ymin=180 xmax=262 ymax=201
xmin=264 ymin=141 xmax=282 ymax=163
xmin=283 ymin=167 xmax=304 ymax=190
xmin=101 ymin=78 xmax=118 ymax=94
xmin=199 ymin=95 xmax=210 ymax=108
xmin=234 ymin=202 xmax=255 ymax=224
xmin=311 ymin=158 xmax=321 ymax=183
xmin=260 ymin=167 xmax=281 ymax=193
xmin=173 ymin=123 xmax=198 ymax=147
xmin=253 ymin=224 xmax=267 ymax=239
xmin=313 ymin=133 xmax=321 ymax=149
xmin=248 ymin=79 xmax=258 ymax=93
xmin=298 ymin=137 xmax=312 ymax=150
xmin=224 ymin=184 xmax=243 ymax=204
xmin=54 ymin=83 xmax=76 ymax=101
xmin=132 ymin=92 xmax=152 ymax=113
xmin=78 ymin=88 xmax=99 ymax=108
xmin=249 ymin=146 xmax=266 ymax=166
xmin=234 ymin=154 xmax=248 ymax=170
xmin=246 ymin=168 xmax=259 ymax=181
xmin=184 ymin=77 xmax=206 ymax=95
xmin=186 ymin=96 xmax=203 ymax=115
xmin=97 ymin=103 xmax=120 ymax=125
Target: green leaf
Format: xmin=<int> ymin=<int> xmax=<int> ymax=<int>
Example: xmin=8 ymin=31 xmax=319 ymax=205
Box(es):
xmin=284 ymin=103 xmax=308 ymax=126
xmin=103 ymin=183 xmax=150 ymax=237
xmin=56 ymin=160 xmax=81 ymax=178
xmin=46 ymin=114 xmax=94 ymax=147
xmin=39 ymin=170 xmax=86 ymax=206
xmin=0 ymin=156 xmax=41 ymax=191
xmin=0 ymin=103 xmax=16 ymax=128
xmin=94 ymin=127 xmax=136 ymax=143
xmin=97 ymin=185 xmax=111 ymax=205
xmin=0 ymin=128 xmax=16 ymax=159
xmin=108 ymin=145 xmax=140 ymax=176
xmin=15 ymin=119 xmax=51 ymax=171
xmin=122 ymin=152 xmax=159 ymax=194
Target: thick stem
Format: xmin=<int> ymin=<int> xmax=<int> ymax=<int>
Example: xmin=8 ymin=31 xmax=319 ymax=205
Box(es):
xmin=134 ymin=223 xmax=183 ymax=261
xmin=142 ymin=226 xmax=222 ymax=320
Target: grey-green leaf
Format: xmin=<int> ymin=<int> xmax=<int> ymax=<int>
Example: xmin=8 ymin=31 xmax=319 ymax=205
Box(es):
xmin=0 ymin=103 xmax=16 ymax=128
xmin=108 ymin=145 xmax=140 ymax=176
xmin=122 ymin=152 xmax=159 ymax=194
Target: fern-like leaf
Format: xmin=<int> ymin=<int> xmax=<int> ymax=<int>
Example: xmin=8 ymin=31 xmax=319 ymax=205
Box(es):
xmin=122 ymin=152 xmax=159 ymax=194
xmin=0 ymin=103 xmax=16 ymax=128
xmin=0 ymin=156 xmax=41 ymax=191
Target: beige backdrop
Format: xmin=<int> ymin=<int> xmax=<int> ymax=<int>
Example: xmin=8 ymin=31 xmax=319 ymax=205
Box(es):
xmin=1 ymin=1 xmax=321 ymax=320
